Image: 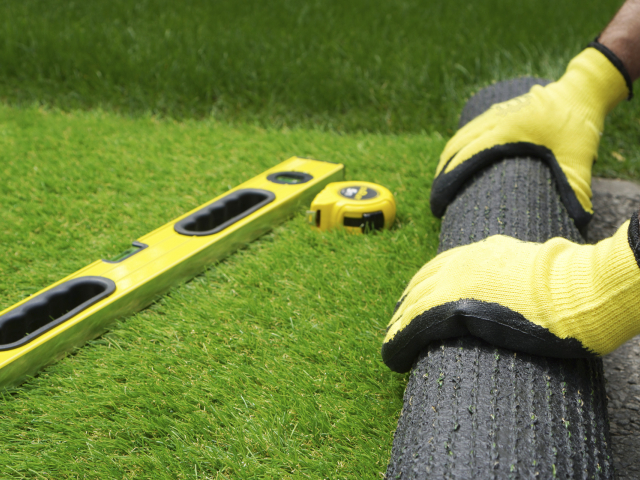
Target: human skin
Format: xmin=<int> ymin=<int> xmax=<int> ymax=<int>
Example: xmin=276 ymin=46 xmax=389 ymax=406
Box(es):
xmin=599 ymin=0 xmax=640 ymax=81
xmin=599 ymin=0 xmax=640 ymax=223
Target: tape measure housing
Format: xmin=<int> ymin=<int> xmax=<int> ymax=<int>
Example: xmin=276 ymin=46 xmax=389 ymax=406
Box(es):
xmin=307 ymin=181 xmax=396 ymax=233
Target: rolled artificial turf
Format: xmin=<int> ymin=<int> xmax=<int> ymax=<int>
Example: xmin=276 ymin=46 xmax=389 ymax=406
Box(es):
xmin=386 ymin=79 xmax=613 ymax=479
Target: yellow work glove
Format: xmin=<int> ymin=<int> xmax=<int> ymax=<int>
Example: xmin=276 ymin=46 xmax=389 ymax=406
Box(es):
xmin=382 ymin=213 xmax=640 ymax=373
xmin=430 ymin=44 xmax=633 ymax=229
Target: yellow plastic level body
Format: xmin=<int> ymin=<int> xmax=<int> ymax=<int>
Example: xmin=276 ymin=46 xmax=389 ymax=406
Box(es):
xmin=0 ymin=157 xmax=344 ymax=388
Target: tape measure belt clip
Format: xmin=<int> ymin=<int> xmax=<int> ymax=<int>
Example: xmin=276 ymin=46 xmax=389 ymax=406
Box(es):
xmin=0 ymin=276 xmax=116 ymax=351
xmin=343 ymin=211 xmax=386 ymax=232
xmin=174 ymin=188 xmax=276 ymax=236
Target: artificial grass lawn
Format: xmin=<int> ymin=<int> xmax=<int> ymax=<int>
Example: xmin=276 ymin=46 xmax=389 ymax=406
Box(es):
xmin=1 ymin=0 xmax=638 ymax=179
xmin=0 ymin=104 xmax=443 ymax=478
xmin=2 ymin=1 xmax=639 ymax=474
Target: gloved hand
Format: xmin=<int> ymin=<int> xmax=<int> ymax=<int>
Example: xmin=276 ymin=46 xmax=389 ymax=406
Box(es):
xmin=430 ymin=44 xmax=633 ymax=229
xmin=382 ymin=213 xmax=640 ymax=373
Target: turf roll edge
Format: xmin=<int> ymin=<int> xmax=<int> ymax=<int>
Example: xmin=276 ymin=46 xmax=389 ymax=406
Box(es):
xmin=385 ymin=78 xmax=614 ymax=479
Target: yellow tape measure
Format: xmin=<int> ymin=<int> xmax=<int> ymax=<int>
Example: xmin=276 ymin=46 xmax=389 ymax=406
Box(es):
xmin=306 ymin=181 xmax=396 ymax=233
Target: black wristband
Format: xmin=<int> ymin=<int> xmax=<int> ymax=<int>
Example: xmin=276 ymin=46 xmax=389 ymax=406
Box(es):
xmin=588 ymin=40 xmax=634 ymax=100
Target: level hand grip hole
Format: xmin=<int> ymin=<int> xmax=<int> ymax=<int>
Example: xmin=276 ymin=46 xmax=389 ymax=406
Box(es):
xmin=0 ymin=277 xmax=116 ymax=350
xmin=174 ymin=188 xmax=276 ymax=236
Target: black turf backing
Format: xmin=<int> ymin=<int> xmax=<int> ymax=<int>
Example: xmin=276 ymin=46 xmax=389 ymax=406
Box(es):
xmin=385 ymin=78 xmax=614 ymax=479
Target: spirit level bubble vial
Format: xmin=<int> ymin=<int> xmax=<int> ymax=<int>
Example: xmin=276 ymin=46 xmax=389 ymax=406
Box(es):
xmin=307 ymin=181 xmax=396 ymax=233
xmin=0 ymin=157 xmax=344 ymax=388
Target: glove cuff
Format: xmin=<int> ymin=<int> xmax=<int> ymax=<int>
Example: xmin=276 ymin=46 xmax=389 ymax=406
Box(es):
xmin=559 ymin=46 xmax=630 ymax=119
xmin=628 ymin=210 xmax=640 ymax=269
xmin=588 ymin=40 xmax=634 ymax=100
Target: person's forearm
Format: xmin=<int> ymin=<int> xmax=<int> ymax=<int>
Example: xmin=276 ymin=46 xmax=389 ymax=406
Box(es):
xmin=599 ymin=0 xmax=640 ymax=81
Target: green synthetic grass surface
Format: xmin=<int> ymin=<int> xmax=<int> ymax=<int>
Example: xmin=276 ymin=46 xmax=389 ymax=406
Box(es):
xmin=1 ymin=1 xmax=640 ymax=477
xmin=0 ymin=105 xmax=443 ymax=478
xmin=0 ymin=0 xmax=638 ymax=178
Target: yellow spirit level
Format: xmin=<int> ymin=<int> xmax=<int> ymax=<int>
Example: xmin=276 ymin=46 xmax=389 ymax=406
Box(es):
xmin=306 ymin=181 xmax=396 ymax=233
xmin=0 ymin=157 xmax=344 ymax=388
